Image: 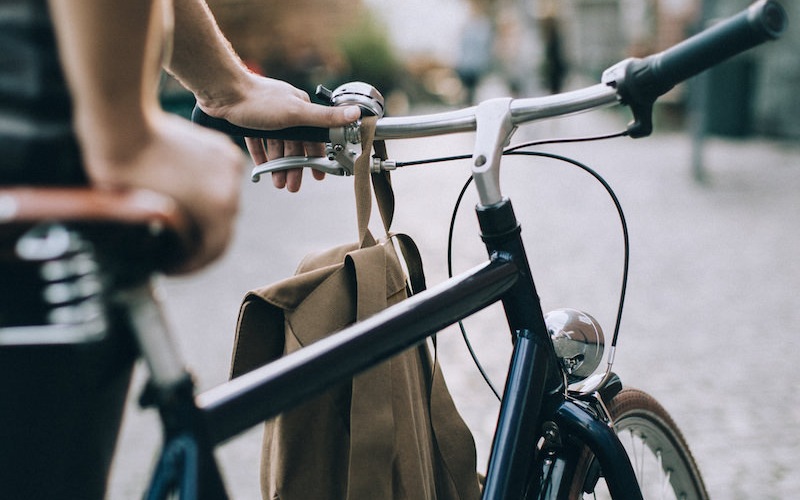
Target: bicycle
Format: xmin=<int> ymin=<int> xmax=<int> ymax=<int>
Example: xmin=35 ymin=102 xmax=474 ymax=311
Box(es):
xmin=0 ymin=1 xmax=786 ymax=498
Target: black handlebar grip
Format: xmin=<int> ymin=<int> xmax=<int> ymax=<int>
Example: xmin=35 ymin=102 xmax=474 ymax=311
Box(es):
xmin=648 ymin=0 xmax=785 ymax=94
xmin=630 ymin=0 xmax=786 ymax=102
xmin=612 ymin=0 xmax=786 ymax=137
xmin=191 ymin=104 xmax=331 ymax=143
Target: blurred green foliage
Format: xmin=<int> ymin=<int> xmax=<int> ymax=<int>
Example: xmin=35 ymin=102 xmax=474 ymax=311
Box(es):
xmin=332 ymin=12 xmax=401 ymax=96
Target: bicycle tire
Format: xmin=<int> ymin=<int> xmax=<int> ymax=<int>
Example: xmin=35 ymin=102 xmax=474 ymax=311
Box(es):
xmin=569 ymin=387 xmax=709 ymax=499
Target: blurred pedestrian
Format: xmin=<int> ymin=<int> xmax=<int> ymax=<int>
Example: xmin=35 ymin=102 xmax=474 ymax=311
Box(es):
xmin=455 ymin=1 xmax=494 ymax=104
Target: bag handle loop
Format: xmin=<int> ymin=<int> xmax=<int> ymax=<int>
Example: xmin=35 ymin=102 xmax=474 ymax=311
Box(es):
xmin=354 ymin=117 xmax=393 ymax=247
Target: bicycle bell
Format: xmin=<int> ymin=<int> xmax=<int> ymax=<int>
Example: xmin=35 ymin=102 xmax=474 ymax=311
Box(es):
xmin=545 ymin=308 xmax=605 ymax=385
xmin=316 ymin=82 xmax=385 ymax=118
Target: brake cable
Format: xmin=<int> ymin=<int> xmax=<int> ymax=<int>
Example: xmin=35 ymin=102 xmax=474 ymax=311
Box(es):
xmin=397 ymin=131 xmax=629 ymax=401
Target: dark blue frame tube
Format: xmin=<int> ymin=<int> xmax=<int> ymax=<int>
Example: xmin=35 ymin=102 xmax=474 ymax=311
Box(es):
xmin=476 ymin=199 xmax=566 ymax=498
xmin=191 ymin=197 xmax=643 ymax=499
xmin=195 ymin=256 xmax=520 ymax=446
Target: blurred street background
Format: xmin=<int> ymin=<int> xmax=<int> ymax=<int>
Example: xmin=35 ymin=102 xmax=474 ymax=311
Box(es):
xmin=111 ymin=0 xmax=799 ymax=498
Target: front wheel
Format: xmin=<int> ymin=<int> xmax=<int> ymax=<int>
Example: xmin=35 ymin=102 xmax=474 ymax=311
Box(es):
xmin=570 ymin=388 xmax=709 ymax=499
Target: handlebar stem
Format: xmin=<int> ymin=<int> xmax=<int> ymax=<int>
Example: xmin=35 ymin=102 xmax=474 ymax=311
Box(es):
xmin=473 ymin=98 xmax=516 ymax=207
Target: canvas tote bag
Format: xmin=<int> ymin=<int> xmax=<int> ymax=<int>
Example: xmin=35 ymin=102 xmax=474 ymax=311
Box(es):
xmin=230 ymin=117 xmax=481 ymax=500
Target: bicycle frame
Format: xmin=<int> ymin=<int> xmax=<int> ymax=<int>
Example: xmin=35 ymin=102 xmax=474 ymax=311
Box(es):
xmin=139 ymin=31 xmax=713 ymax=500
xmin=0 ymin=2 xmax=785 ymax=498
xmin=130 ymin=186 xmax=643 ymax=500
xmin=120 ymin=2 xmax=791 ymax=496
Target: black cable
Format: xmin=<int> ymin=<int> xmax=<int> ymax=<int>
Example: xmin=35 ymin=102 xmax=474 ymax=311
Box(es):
xmin=396 ymin=131 xmax=627 ymax=169
xmin=396 ymin=154 xmax=471 ymax=168
xmin=402 ymin=131 xmax=630 ymax=402
xmin=504 ymin=130 xmax=628 ymax=154
xmin=447 ymin=177 xmax=503 ymax=401
xmin=503 ymin=149 xmax=630 ymax=358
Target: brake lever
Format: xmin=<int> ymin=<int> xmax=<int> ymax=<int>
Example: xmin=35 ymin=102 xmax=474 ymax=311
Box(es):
xmin=250 ymin=128 xmax=361 ymax=181
xmin=251 ymin=156 xmax=351 ymax=181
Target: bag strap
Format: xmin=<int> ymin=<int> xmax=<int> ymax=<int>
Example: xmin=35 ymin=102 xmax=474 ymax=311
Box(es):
xmin=371 ymin=139 xmax=395 ymax=232
xmin=392 ymin=232 xmax=426 ymax=295
xmin=354 ymin=117 xmax=394 ymax=247
xmin=355 ymin=118 xmax=427 ymax=296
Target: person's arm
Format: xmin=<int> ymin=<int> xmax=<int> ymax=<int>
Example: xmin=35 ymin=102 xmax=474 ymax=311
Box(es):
xmin=163 ymin=0 xmax=249 ymax=113
xmin=165 ymin=0 xmax=360 ymax=191
xmin=48 ymin=0 xmax=245 ymax=273
xmin=47 ymin=0 xmax=164 ymax=162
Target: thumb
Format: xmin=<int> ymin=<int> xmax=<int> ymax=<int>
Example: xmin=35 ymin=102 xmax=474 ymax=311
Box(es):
xmin=303 ymin=103 xmax=361 ymax=127
xmin=338 ymin=105 xmax=362 ymax=123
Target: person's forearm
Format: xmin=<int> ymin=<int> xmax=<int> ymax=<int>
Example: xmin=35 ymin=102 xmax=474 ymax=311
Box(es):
xmin=166 ymin=0 xmax=252 ymax=107
xmin=48 ymin=0 xmax=166 ymax=158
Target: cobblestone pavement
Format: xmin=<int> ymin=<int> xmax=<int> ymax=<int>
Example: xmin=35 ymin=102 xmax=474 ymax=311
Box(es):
xmin=107 ymin=109 xmax=800 ymax=499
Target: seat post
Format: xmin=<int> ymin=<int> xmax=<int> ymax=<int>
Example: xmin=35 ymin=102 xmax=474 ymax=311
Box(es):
xmin=116 ymin=281 xmax=190 ymax=391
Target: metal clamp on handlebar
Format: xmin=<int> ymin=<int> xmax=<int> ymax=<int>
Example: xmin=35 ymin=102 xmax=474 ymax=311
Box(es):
xmin=601 ymin=58 xmax=657 ymax=139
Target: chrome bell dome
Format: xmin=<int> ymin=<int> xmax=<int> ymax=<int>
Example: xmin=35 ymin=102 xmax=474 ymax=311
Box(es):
xmin=545 ymin=308 xmax=605 ymax=384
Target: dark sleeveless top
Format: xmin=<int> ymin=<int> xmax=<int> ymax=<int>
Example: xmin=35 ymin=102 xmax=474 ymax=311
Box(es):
xmin=0 ymin=0 xmax=86 ymax=185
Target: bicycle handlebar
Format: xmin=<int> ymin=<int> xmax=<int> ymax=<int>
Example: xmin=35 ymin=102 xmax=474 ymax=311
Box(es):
xmin=645 ymin=0 xmax=783 ymax=91
xmin=192 ymin=0 xmax=786 ymax=142
xmin=603 ymin=0 xmax=787 ymax=137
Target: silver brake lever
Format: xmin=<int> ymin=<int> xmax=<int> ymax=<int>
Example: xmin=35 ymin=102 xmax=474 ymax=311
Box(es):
xmin=251 ymin=123 xmax=363 ymax=182
xmin=251 ymin=156 xmax=349 ymax=182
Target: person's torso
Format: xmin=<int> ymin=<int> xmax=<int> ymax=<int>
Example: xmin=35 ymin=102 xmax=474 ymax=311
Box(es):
xmin=0 ymin=0 xmax=85 ymax=185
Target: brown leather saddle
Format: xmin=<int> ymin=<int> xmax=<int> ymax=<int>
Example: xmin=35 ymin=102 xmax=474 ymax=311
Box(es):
xmin=0 ymin=187 xmax=196 ymax=274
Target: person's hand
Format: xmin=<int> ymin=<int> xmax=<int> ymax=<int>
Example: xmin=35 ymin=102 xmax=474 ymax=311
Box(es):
xmin=82 ymin=111 xmax=246 ymax=274
xmin=196 ymin=74 xmax=360 ymax=192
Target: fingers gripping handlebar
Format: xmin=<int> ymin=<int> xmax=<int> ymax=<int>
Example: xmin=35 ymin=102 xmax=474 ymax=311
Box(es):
xmin=602 ymin=0 xmax=787 ymax=137
xmin=191 ymin=107 xmax=331 ymax=143
xmin=192 ymin=82 xmax=383 ymax=178
xmin=190 ymin=81 xmax=385 ymax=144
xmin=191 ymin=0 xmax=786 ymax=148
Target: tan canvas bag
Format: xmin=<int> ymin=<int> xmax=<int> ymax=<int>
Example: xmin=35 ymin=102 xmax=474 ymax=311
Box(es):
xmin=230 ymin=118 xmax=481 ymax=500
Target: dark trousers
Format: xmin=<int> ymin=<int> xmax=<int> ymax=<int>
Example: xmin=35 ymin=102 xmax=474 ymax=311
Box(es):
xmin=0 ymin=320 xmax=136 ymax=499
